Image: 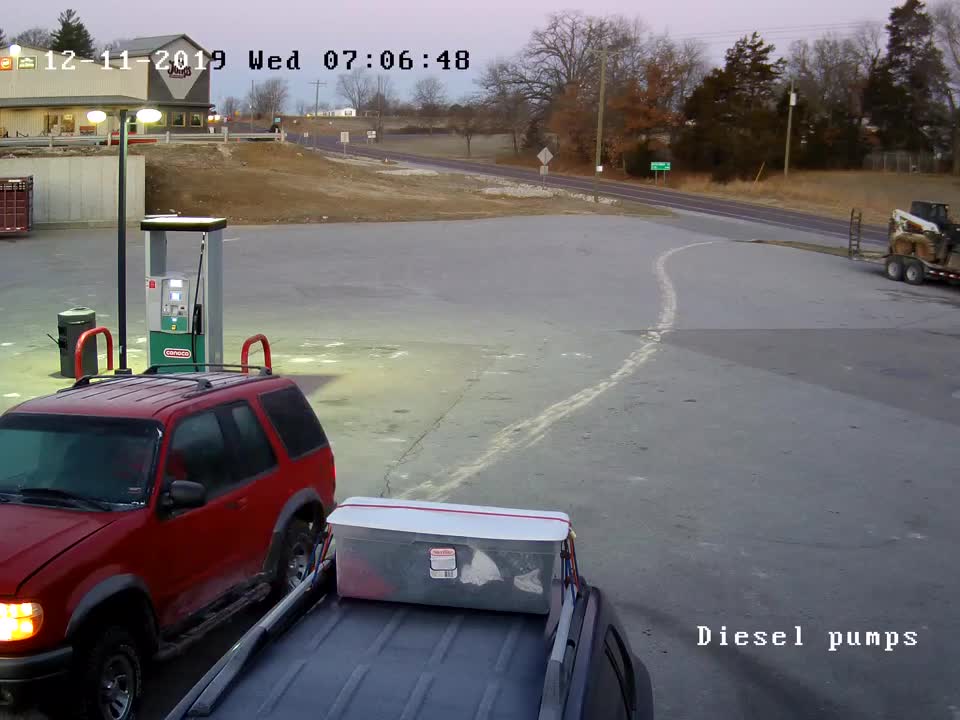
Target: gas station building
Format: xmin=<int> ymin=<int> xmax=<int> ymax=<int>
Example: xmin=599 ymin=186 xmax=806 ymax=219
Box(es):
xmin=0 ymin=35 xmax=212 ymax=139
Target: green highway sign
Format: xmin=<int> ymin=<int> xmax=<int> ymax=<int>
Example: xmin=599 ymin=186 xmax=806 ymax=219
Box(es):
xmin=650 ymin=161 xmax=671 ymax=171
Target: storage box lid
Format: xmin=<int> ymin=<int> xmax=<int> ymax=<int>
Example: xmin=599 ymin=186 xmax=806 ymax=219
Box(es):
xmin=329 ymin=497 xmax=571 ymax=542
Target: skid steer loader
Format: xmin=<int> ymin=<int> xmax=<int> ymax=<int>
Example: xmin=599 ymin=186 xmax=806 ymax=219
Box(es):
xmin=884 ymin=201 xmax=960 ymax=285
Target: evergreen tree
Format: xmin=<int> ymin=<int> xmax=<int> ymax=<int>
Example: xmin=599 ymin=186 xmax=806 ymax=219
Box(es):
xmin=50 ymin=9 xmax=95 ymax=59
xmin=864 ymin=0 xmax=948 ymax=151
xmin=675 ymin=33 xmax=785 ymax=181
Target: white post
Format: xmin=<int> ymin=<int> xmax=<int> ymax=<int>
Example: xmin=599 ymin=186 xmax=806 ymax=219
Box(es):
xmin=224 ymin=127 xmax=229 ymax=142
xmin=165 ymin=131 xmax=170 ymax=144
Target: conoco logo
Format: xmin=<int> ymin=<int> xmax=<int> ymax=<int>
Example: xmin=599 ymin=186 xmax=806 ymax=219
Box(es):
xmin=163 ymin=348 xmax=192 ymax=359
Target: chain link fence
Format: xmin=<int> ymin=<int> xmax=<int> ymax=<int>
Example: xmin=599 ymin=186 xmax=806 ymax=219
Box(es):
xmin=862 ymin=151 xmax=945 ymax=174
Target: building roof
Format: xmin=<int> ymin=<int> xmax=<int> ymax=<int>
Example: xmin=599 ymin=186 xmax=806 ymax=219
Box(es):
xmin=0 ymin=95 xmax=147 ymax=109
xmin=112 ymin=35 xmax=209 ymax=57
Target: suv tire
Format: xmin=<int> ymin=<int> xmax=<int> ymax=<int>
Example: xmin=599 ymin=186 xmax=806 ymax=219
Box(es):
xmin=75 ymin=626 xmax=143 ymax=720
xmin=272 ymin=519 xmax=318 ymax=599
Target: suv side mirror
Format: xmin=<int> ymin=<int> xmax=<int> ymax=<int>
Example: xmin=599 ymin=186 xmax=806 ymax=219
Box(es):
xmin=166 ymin=480 xmax=206 ymax=509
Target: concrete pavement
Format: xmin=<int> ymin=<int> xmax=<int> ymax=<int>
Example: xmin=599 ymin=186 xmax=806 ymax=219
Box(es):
xmin=1 ymin=211 xmax=957 ymax=720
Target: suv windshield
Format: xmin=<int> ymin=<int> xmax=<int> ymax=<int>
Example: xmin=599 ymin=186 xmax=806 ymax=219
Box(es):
xmin=0 ymin=413 xmax=160 ymax=509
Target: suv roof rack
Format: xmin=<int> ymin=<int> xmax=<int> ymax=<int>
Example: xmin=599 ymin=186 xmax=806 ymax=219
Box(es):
xmin=61 ymin=374 xmax=214 ymax=392
xmin=143 ymin=363 xmax=272 ymax=376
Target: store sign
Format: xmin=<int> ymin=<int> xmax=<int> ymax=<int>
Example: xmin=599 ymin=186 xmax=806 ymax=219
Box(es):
xmin=168 ymin=64 xmax=192 ymax=79
xmin=17 ymin=56 xmax=36 ymax=70
xmin=0 ymin=57 xmax=12 ymax=71
xmin=154 ymin=37 xmax=204 ymax=100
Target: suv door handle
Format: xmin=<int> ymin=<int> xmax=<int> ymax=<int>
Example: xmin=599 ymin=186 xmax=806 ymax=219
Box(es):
xmin=226 ymin=497 xmax=248 ymax=510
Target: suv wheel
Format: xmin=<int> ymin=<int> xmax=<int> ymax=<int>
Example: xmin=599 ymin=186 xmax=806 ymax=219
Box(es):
xmin=76 ymin=626 xmax=143 ymax=720
xmin=273 ymin=519 xmax=318 ymax=597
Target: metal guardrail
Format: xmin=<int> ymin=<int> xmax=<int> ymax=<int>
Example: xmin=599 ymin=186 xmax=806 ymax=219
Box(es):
xmin=0 ymin=131 xmax=286 ymax=148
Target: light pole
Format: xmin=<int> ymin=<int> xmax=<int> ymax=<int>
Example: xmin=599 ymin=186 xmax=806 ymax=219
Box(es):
xmin=87 ymin=106 xmax=160 ymax=373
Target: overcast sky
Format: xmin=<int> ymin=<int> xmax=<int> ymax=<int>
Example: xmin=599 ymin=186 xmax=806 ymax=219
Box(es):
xmin=7 ymin=0 xmax=891 ymax=108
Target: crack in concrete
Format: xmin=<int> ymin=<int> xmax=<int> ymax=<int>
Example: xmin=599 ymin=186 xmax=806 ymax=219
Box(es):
xmin=379 ymin=351 xmax=499 ymax=498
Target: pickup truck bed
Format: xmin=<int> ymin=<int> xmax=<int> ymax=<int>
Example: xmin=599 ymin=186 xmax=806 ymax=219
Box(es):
xmin=197 ymin=593 xmax=548 ymax=719
xmin=167 ymin=558 xmax=653 ymax=720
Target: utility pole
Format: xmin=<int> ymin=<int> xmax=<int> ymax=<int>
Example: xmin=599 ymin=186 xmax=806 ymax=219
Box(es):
xmin=310 ymin=80 xmax=327 ymax=117
xmin=249 ymin=79 xmax=255 ymax=132
xmin=593 ymin=48 xmax=608 ymax=204
xmin=784 ymin=78 xmax=796 ymax=178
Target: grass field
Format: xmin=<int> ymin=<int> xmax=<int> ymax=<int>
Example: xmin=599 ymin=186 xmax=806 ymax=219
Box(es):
xmin=671 ymin=171 xmax=960 ymax=226
xmin=377 ymin=133 xmax=514 ymax=161
xmin=136 ymin=143 xmax=662 ymax=224
xmin=373 ymin=133 xmax=960 ymax=226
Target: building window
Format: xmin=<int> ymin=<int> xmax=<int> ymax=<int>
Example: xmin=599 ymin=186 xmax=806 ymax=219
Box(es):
xmin=61 ymin=114 xmax=75 ymax=133
xmin=190 ymin=112 xmax=202 ymax=128
xmin=44 ymin=114 xmax=60 ymax=134
xmin=156 ymin=111 xmax=167 ymax=127
xmin=171 ymin=112 xmax=186 ymax=127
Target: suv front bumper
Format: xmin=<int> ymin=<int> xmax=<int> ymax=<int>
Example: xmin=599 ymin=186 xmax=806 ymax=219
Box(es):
xmin=0 ymin=646 xmax=73 ymax=707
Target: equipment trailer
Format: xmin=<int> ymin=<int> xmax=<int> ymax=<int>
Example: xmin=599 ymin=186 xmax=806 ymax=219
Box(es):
xmin=164 ymin=498 xmax=654 ymax=720
xmin=850 ymin=203 xmax=960 ymax=286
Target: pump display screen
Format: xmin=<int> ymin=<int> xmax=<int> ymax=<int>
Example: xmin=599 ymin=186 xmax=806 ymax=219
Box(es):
xmin=170 ymin=291 xmax=182 ymax=302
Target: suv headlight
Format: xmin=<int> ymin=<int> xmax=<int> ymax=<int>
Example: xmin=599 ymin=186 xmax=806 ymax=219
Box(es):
xmin=0 ymin=602 xmax=43 ymax=641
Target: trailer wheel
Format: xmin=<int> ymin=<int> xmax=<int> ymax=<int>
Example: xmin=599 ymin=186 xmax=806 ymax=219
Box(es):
xmin=904 ymin=260 xmax=925 ymax=286
xmin=885 ymin=257 xmax=905 ymax=282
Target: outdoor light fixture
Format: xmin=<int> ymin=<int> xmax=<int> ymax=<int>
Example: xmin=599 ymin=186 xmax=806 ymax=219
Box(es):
xmin=136 ymin=108 xmax=162 ymax=124
xmin=86 ymin=110 xmax=107 ymax=124
xmin=8 ymin=44 xmax=21 ymax=57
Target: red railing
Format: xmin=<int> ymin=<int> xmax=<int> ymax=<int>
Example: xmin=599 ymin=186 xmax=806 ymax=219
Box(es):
xmin=75 ymin=326 xmax=114 ymax=379
xmin=240 ymin=334 xmax=272 ymax=373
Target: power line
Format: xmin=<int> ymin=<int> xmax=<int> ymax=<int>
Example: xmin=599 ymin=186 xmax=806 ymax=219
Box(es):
xmin=668 ymin=19 xmax=877 ymax=40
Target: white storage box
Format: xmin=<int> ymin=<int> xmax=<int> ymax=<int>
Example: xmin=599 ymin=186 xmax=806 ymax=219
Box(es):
xmin=327 ymin=497 xmax=571 ymax=615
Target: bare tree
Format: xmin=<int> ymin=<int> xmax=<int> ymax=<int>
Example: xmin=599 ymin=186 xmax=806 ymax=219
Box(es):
xmin=449 ymin=101 xmax=486 ymax=157
xmin=788 ymin=34 xmax=862 ymax=117
xmin=932 ymin=1 xmax=960 ymax=172
xmin=850 ymin=20 xmax=886 ymax=78
xmin=413 ymin=77 xmax=447 ymax=133
xmin=296 ymin=99 xmax=309 ymax=116
xmin=13 ymin=27 xmax=52 ymax=48
xmin=99 ymin=37 xmax=132 ymax=55
xmin=221 ymin=96 xmax=241 ymax=118
xmin=370 ymin=74 xmax=394 ymax=141
xmin=336 ymin=68 xmax=372 ymax=111
xmin=413 ymin=77 xmax=447 ymax=112
xmin=249 ymin=77 xmax=289 ymax=119
xmin=515 ymin=11 xmax=622 ymax=106
xmin=477 ymin=61 xmax=531 ymax=153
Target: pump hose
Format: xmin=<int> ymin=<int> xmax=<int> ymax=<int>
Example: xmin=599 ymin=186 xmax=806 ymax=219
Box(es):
xmin=191 ymin=234 xmax=206 ymax=372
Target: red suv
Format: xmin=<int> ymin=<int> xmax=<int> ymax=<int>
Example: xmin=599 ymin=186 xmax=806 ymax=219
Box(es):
xmin=0 ymin=369 xmax=336 ymax=719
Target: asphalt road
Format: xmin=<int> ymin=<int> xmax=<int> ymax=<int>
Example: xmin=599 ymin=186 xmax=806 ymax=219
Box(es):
xmin=1 ymin=210 xmax=957 ymax=720
xmin=288 ymin=131 xmax=888 ymax=246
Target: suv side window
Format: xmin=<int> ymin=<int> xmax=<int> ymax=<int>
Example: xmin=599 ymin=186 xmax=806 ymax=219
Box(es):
xmin=259 ymin=386 xmax=328 ymax=459
xmin=226 ymin=402 xmax=277 ymax=479
xmin=164 ymin=411 xmax=232 ymax=499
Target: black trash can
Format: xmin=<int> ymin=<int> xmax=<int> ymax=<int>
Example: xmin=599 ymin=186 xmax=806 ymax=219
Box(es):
xmin=57 ymin=307 xmax=97 ymax=378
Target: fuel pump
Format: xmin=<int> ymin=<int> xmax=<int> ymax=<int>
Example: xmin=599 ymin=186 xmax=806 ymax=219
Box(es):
xmin=142 ymin=216 xmax=225 ymax=372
